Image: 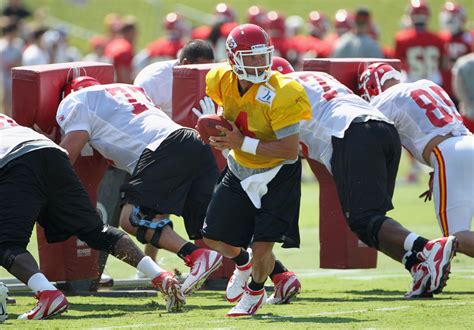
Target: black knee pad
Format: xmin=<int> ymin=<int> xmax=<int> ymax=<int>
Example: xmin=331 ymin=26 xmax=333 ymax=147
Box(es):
xmin=128 ymin=205 xmax=173 ymax=247
xmin=348 ymin=214 xmax=388 ymax=249
xmin=0 ymin=244 xmax=28 ymax=271
xmin=78 ymin=225 xmax=126 ymax=253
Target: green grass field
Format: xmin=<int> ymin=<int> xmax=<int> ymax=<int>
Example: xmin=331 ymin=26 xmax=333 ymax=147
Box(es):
xmin=2 ymin=159 xmax=473 ymax=328
xmin=1 ymin=0 xmax=473 ymax=327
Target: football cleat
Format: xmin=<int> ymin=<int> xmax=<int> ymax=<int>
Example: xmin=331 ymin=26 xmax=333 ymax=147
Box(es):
xmin=182 ymin=249 xmax=223 ymax=295
xmin=152 ymin=272 xmax=185 ymax=312
xmin=225 ymin=259 xmax=253 ymax=302
xmin=0 ymin=282 xmax=8 ymax=323
xmin=18 ymin=290 xmax=68 ymax=320
xmin=266 ymin=271 xmax=301 ymax=304
xmin=417 ymin=236 xmax=457 ymax=294
xmin=405 ymin=262 xmax=433 ymax=299
xmin=226 ymin=286 xmax=266 ymax=317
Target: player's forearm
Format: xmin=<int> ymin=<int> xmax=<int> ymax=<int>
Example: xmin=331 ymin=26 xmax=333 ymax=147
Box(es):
xmin=250 ymin=134 xmax=299 ymax=160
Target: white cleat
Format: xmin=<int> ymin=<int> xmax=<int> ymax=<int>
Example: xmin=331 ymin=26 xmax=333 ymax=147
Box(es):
xmin=182 ymin=249 xmax=223 ymax=295
xmin=227 ymin=286 xmax=266 ymax=317
xmin=18 ymin=290 xmax=68 ymax=320
xmin=266 ymin=271 xmax=301 ymax=304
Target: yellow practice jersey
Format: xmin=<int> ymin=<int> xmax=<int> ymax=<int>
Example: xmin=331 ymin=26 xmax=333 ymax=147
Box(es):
xmin=206 ymin=63 xmax=311 ymax=168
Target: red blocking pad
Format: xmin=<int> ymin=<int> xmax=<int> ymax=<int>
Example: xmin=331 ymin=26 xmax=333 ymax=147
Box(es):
xmin=12 ymin=62 xmax=113 ymax=282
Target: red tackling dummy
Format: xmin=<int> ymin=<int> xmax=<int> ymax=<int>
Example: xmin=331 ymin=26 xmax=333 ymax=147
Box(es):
xmin=196 ymin=114 xmax=233 ymax=144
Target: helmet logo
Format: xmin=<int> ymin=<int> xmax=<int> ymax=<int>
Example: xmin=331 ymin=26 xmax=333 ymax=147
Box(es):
xmin=251 ymin=44 xmax=267 ymax=51
xmin=226 ymin=36 xmax=237 ymax=50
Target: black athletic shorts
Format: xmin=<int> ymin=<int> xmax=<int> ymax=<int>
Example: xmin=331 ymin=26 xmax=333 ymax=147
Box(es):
xmin=0 ymin=148 xmax=103 ymax=246
xmin=120 ymin=128 xmax=219 ymax=240
xmin=330 ymin=120 xmax=401 ymax=226
xmin=202 ymin=159 xmax=302 ymax=249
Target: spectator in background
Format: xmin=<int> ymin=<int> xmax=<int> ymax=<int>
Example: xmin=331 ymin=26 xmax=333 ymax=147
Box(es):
xmin=133 ymin=13 xmax=189 ymax=76
xmin=83 ymin=35 xmax=111 ymax=63
xmin=103 ymin=12 xmax=122 ymax=42
xmin=325 ymin=9 xmax=355 ymax=46
xmin=208 ymin=3 xmax=238 ymax=61
xmin=247 ymin=5 xmax=268 ymax=28
xmin=0 ymin=16 xmax=22 ymax=116
xmin=452 ymin=53 xmax=474 ymax=132
xmin=1 ymin=0 xmax=31 ymax=21
xmin=104 ymin=16 xmax=137 ymax=83
xmin=21 ymin=25 xmax=49 ymax=65
xmin=42 ymin=27 xmax=81 ymax=63
xmin=331 ymin=7 xmax=383 ymax=58
xmin=438 ymin=1 xmax=473 ymax=102
xmin=394 ymin=0 xmax=445 ymax=84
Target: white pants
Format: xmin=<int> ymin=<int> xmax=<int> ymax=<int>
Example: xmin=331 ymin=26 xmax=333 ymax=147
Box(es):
xmin=430 ymin=135 xmax=474 ymax=235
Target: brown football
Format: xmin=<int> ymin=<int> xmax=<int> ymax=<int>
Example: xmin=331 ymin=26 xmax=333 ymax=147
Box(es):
xmin=196 ymin=114 xmax=233 ymax=144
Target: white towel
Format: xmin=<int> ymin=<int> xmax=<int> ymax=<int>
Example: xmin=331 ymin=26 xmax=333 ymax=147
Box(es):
xmin=240 ymin=165 xmax=283 ymax=209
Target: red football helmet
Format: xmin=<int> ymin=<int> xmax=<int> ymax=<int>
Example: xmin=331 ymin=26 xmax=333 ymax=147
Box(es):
xmin=164 ymin=13 xmax=189 ymax=40
xmin=247 ymin=6 xmax=268 ymax=27
xmin=308 ymin=11 xmax=330 ymax=39
xmin=358 ymin=63 xmax=401 ymax=101
xmin=62 ymin=76 xmax=100 ymax=99
xmin=408 ymin=0 xmax=430 ymax=25
xmin=215 ymin=3 xmax=236 ymax=23
xmin=439 ymin=2 xmax=465 ymax=34
xmin=271 ymin=56 xmax=294 ymax=74
xmin=266 ymin=11 xmax=286 ymax=39
xmin=226 ymin=24 xmax=274 ymax=84
xmin=334 ymin=9 xmax=355 ymax=36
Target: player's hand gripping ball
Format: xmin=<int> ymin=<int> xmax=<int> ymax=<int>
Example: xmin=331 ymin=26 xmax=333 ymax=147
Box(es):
xmin=196 ymin=114 xmax=233 ymax=144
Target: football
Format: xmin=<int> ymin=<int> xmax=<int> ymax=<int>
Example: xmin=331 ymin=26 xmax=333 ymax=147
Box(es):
xmin=196 ymin=114 xmax=233 ymax=144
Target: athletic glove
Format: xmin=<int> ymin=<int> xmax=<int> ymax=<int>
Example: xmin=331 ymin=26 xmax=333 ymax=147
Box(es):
xmin=192 ymin=96 xmax=220 ymax=118
xmin=418 ymin=171 xmax=434 ymax=202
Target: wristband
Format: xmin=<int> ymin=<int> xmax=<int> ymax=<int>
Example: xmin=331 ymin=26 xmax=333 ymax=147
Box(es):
xmin=241 ymin=136 xmax=259 ymax=155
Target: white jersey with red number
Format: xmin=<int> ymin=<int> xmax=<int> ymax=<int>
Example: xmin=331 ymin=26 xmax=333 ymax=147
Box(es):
xmin=0 ymin=114 xmax=61 ymax=160
xmin=290 ymin=72 xmax=390 ymax=173
xmin=57 ymin=83 xmax=182 ymax=174
xmin=134 ymin=59 xmax=178 ymax=118
xmin=370 ymin=80 xmax=470 ymax=165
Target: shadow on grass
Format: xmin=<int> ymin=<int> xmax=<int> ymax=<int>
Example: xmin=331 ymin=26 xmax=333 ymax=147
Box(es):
xmin=247 ymin=313 xmax=367 ymax=324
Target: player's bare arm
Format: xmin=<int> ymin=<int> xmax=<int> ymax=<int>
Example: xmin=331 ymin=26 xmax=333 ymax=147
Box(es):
xmin=211 ymin=121 xmax=299 ymax=160
xmin=59 ymin=130 xmax=90 ymax=164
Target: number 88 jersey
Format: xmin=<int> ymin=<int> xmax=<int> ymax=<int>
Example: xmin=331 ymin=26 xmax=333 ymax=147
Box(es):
xmin=370 ymin=79 xmax=470 ymax=165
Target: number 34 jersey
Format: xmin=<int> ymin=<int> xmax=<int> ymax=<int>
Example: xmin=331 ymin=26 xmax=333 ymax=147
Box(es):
xmin=370 ymin=79 xmax=471 ymax=165
xmin=57 ymin=83 xmax=182 ymax=174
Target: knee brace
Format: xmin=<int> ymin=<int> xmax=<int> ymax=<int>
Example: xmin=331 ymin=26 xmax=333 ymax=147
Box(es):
xmin=348 ymin=214 xmax=388 ymax=249
xmin=129 ymin=206 xmax=173 ymax=247
xmin=78 ymin=225 xmax=126 ymax=253
xmin=0 ymin=244 xmax=28 ymax=271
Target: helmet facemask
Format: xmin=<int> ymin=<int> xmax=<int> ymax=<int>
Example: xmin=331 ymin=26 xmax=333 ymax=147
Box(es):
xmin=228 ymin=44 xmax=274 ymax=84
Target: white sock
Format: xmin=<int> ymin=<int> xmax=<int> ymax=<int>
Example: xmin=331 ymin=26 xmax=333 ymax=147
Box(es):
xmin=137 ymin=256 xmax=165 ymax=279
xmin=404 ymin=233 xmax=419 ymax=252
xmin=27 ymin=273 xmax=57 ymax=293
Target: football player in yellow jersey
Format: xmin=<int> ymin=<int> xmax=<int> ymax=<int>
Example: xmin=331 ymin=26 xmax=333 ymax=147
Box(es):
xmin=200 ymin=24 xmax=311 ymax=316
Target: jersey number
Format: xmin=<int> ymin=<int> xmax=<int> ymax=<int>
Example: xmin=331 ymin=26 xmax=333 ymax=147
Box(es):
xmin=410 ymin=85 xmax=462 ymax=127
xmin=235 ymin=112 xmax=257 ymax=138
xmin=406 ymin=46 xmax=440 ymax=78
xmin=105 ymin=86 xmax=152 ymax=115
